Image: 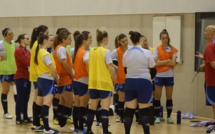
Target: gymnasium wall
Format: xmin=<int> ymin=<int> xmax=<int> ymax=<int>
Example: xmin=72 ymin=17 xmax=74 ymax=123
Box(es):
xmin=0 ymin=0 xmax=215 ymax=17
xmin=0 ymin=13 xmax=212 ymax=118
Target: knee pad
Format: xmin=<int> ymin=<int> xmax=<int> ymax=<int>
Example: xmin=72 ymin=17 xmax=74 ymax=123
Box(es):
xmin=166 ymin=99 xmax=173 ymax=107
xmin=139 ymin=107 xmax=150 ymax=117
xmin=124 ymin=107 xmax=135 ymax=118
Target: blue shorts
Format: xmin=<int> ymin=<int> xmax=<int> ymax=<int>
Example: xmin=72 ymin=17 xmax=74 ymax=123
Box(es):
xmin=0 ymin=75 xmax=14 ymax=83
xmin=76 ymin=81 xmax=89 ymax=96
xmin=33 ymin=82 xmax=38 ymax=89
xmin=115 ymin=84 xmax=125 ymax=92
xmin=73 ymin=81 xmax=79 ymax=95
xmin=125 ymin=78 xmax=153 ymax=103
xmin=58 ymin=84 xmax=73 ymax=94
xmin=89 ymin=89 xmax=112 ymax=99
xmin=205 ymin=86 xmax=215 ymax=106
xmin=54 ymin=85 xmax=59 ymax=94
xmin=37 ymin=78 xmax=55 ymax=97
xmin=154 ymin=77 xmax=174 ymax=86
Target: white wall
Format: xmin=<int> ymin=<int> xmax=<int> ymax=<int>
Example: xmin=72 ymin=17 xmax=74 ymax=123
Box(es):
xmin=0 ymin=0 xmax=215 ymax=17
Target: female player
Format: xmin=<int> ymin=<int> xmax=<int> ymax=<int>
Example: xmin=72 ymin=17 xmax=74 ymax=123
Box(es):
xmin=86 ymin=27 xmax=114 ymax=134
xmin=111 ymin=33 xmax=131 ymax=122
xmin=153 ymin=29 xmax=178 ymax=124
xmin=0 ymin=28 xmax=17 ymax=119
xmin=30 ymin=25 xmax=49 ymax=129
xmin=34 ymin=34 xmax=59 ymax=134
xmin=53 ymin=29 xmax=73 ymax=127
xmin=73 ymin=31 xmax=92 ymax=133
xmin=123 ymin=31 xmax=155 ymax=134
xmin=14 ymin=34 xmax=31 ymax=124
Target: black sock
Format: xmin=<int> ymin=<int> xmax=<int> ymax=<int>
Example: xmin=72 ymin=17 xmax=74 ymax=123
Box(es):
xmin=96 ymin=102 xmax=101 ymax=123
xmin=32 ymin=102 xmax=36 ymax=125
xmin=100 ymin=109 xmax=109 ymax=134
xmin=118 ymin=101 xmax=125 ymax=121
xmin=1 ymin=94 xmax=8 ymax=114
xmin=149 ymin=106 xmax=155 ymax=125
xmin=124 ymin=107 xmax=135 ymax=134
xmin=41 ymin=105 xmax=50 ymax=131
xmin=60 ymin=106 xmax=71 ymax=127
xmin=14 ymin=95 xmax=17 ymax=103
xmin=79 ymin=107 xmax=87 ymax=130
xmin=52 ymin=98 xmax=59 ymax=119
xmin=166 ymin=99 xmax=173 ymax=118
xmin=57 ymin=104 xmax=63 ymax=126
xmin=73 ymin=106 xmax=79 ymax=129
xmin=34 ymin=104 xmax=42 ymax=126
xmin=153 ymin=100 xmax=160 ymax=117
xmin=135 ymin=107 xmax=139 ymax=121
xmin=87 ymin=109 xmax=96 ymax=132
xmin=139 ymin=107 xmax=150 ymax=134
xmin=113 ymin=94 xmax=119 ymax=114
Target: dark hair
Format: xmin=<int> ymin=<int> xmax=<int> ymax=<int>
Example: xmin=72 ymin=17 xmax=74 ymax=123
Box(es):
xmin=114 ymin=36 xmax=119 ymax=48
xmin=34 ymin=34 xmax=49 ymax=65
xmin=53 ymin=29 xmax=71 ymax=49
xmin=56 ymin=28 xmax=68 ymax=35
xmin=82 ymin=31 xmax=90 ymax=40
xmin=73 ymin=31 xmax=85 ymax=63
xmin=96 ymin=27 xmax=108 ymax=45
xmin=160 ymin=29 xmax=171 ymax=46
xmin=15 ymin=34 xmax=27 ymax=44
xmin=118 ymin=33 xmax=127 ymax=47
xmin=30 ymin=25 xmax=48 ymax=49
xmin=129 ymin=31 xmax=141 ymax=44
xmin=2 ymin=28 xmax=11 ymax=36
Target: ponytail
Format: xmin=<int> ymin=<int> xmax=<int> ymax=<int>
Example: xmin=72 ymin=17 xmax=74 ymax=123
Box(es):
xmin=160 ymin=29 xmax=171 ymax=47
xmin=73 ymin=31 xmax=84 ymax=63
xmin=34 ymin=34 xmax=49 ymax=65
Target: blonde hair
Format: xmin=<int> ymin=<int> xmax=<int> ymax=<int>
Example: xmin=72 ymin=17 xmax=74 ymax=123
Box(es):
xmin=96 ymin=27 xmax=108 ymax=44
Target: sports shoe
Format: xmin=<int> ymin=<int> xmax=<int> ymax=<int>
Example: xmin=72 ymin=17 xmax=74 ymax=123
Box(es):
xmin=24 ymin=118 xmax=33 ymax=123
xmin=78 ymin=129 xmax=87 ymax=134
xmin=167 ymin=117 xmax=174 ymax=124
xmin=35 ymin=126 xmax=44 ymax=132
xmin=53 ymin=118 xmax=59 ymax=125
xmin=155 ymin=117 xmax=160 ymax=124
xmin=31 ymin=125 xmax=35 ymax=130
xmin=115 ymin=115 xmax=120 ymax=122
xmin=3 ymin=113 xmax=13 ymax=119
xmin=16 ymin=120 xmax=24 ymax=125
xmin=207 ymin=125 xmax=215 ymax=133
xmin=43 ymin=128 xmax=59 ymax=134
xmin=67 ymin=116 xmax=73 ymax=124
xmin=73 ymin=129 xmax=79 ymax=134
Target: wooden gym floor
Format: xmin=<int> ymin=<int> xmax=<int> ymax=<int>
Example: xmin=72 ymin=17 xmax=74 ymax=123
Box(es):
xmin=0 ymin=90 xmax=211 ymax=134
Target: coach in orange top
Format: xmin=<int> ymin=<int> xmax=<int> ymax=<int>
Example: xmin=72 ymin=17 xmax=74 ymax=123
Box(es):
xmin=53 ymin=29 xmax=73 ymax=127
xmin=153 ymin=29 xmax=178 ymax=124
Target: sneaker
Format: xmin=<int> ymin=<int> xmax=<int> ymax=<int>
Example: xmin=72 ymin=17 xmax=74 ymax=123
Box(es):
xmin=115 ymin=115 xmax=120 ymax=122
xmin=43 ymin=128 xmax=59 ymax=134
xmin=73 ymin=129 xmax=79 ymax=134
xmin=167 ymin=117 xmax=174 ymax=124
xmin=24 ymin=118 xmax=33 ymax=123
xmin=3 ymin=113 xmax=13 ymax=119
xmin=16 ymin=120 xmax=24 ymax=125
xmin=67 ymin=116 xmax=73 ymax=124
xmin=96 ymin=122 xmax=100 ymax=127
xmin=31 ymin=125 xmax=35 ymax=130
xmin=78 ymin=129 xmax=87 ymax=134
xmin=35 ymin=126 xmax=44 ymax=132
xmin=155 ymin=117 xmax=160 ymax=124
xmin=53 ymin=118 xmax=59 ymax=125
xmin=207 ymin=125 xmax=215 ymax=133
